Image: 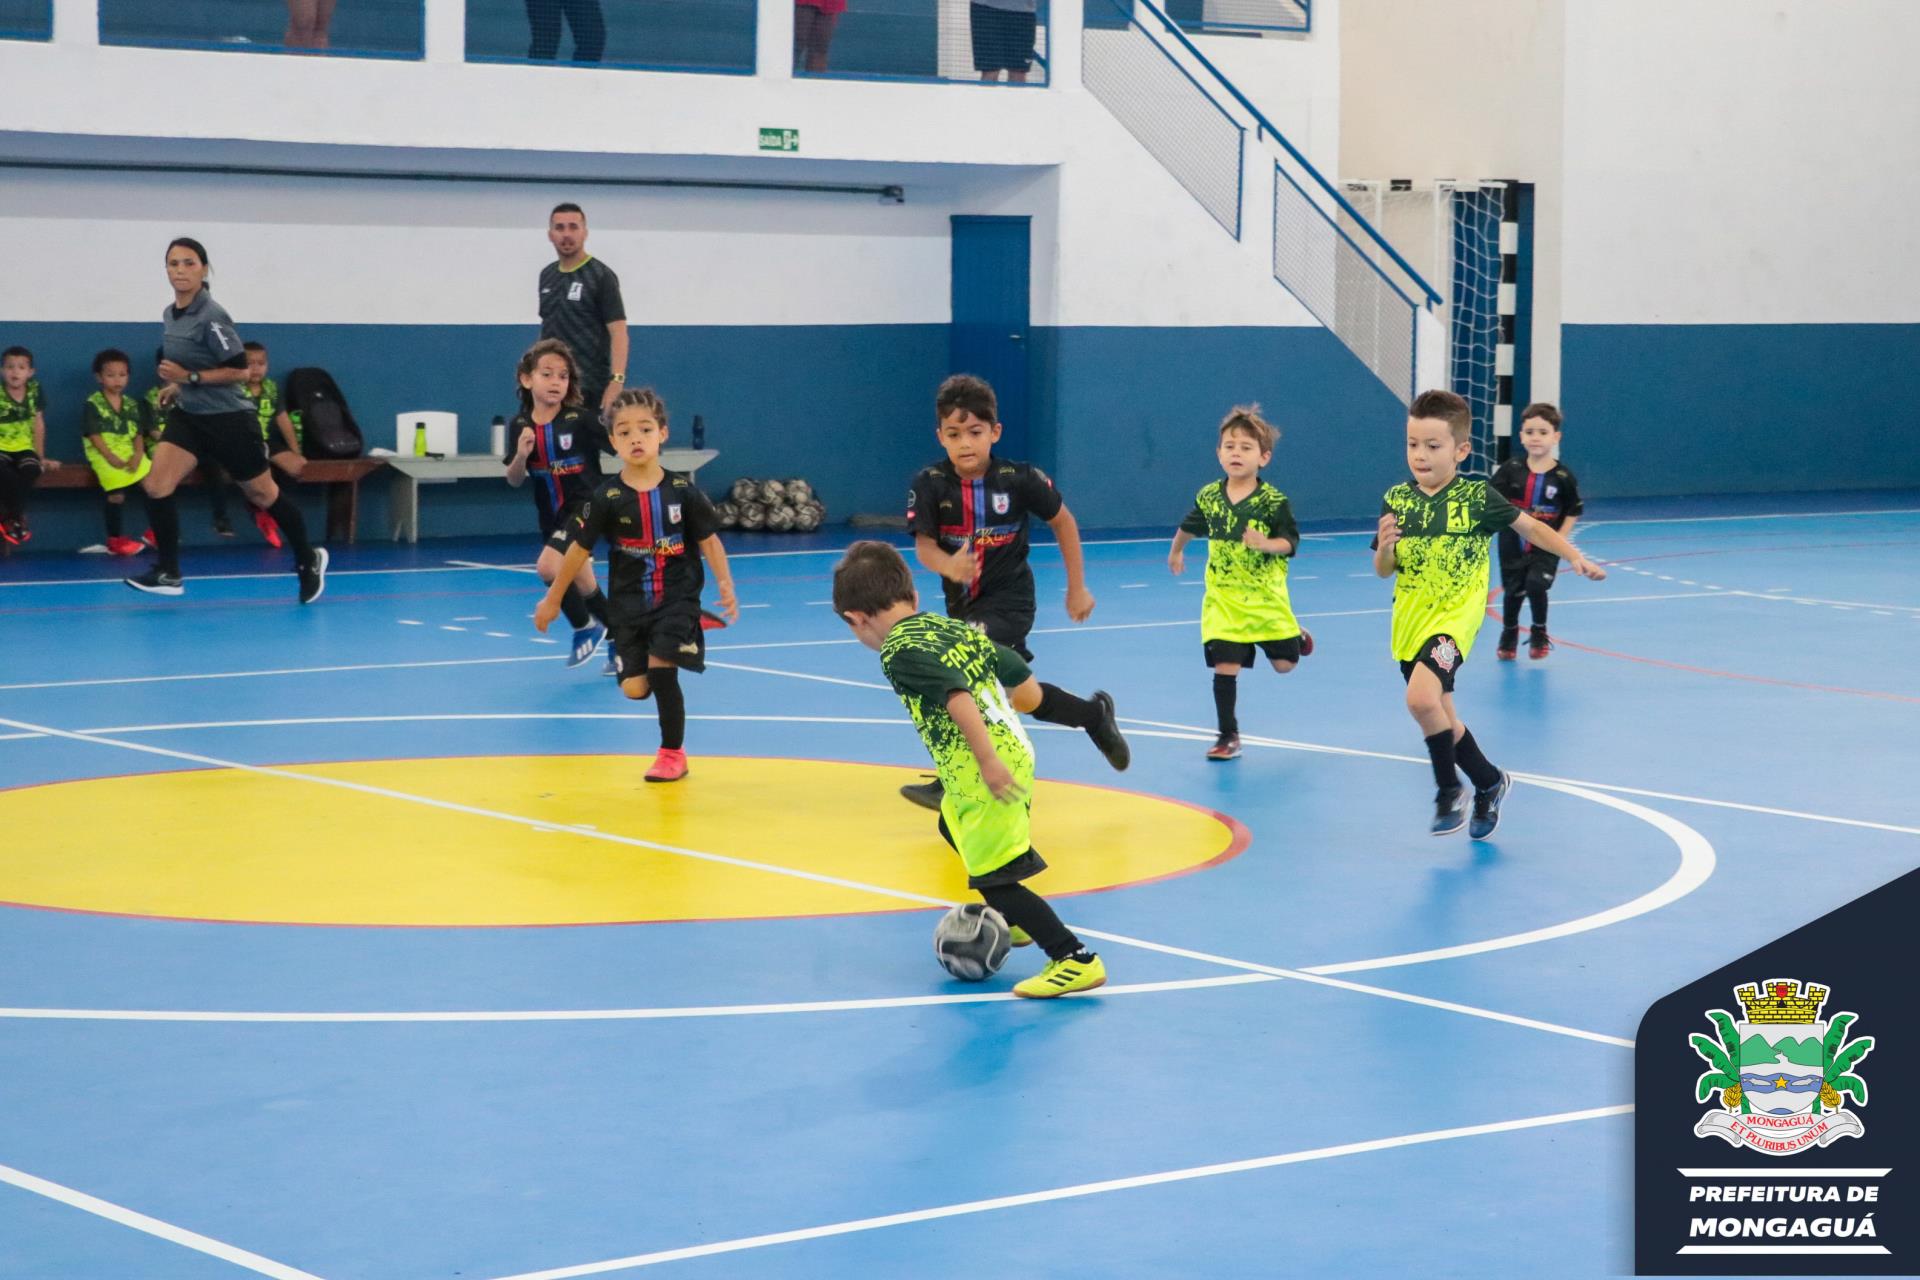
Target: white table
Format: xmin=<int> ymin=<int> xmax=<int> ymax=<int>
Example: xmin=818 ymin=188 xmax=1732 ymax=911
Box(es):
xmin=384 ymin=449 xmax=719 ymax=543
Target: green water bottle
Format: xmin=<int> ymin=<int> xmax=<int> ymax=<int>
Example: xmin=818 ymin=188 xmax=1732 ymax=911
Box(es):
xmin=413 ymin=421 xmax=428 ymax=457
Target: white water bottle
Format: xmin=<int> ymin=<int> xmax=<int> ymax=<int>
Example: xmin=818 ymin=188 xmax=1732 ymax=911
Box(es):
xmin=490 ymin=415 xmax=507 ymax=456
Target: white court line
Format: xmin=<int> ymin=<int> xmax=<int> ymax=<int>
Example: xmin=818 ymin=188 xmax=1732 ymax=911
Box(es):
xmin=0 ymin=566 xmax=497 ymax=589
xmin=0 ymin=1161 xmax=327 ymax=1280
xmin=0 ymin=712 xmax=1632 ymax=1047
xmin=0 ymin=591 xmax=1733 ymax=692
xmin=0 ymin=974 xmax=1280 ymax=1024
xmin=1725 ymin=588 xmax=1920 ymax=614
xmin=481 ymin=1105 xmax=1633 ymax=1280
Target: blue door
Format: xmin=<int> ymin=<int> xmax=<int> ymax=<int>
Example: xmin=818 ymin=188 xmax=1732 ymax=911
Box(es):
xmin=950 ymin=216 xmax=1031 ymax=457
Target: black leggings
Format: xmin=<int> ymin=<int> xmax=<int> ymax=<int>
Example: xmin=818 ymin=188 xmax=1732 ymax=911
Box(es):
xmin=0 ymin=450 xmax=42 ymax=520
xmin=526 ymin=0 xmax=605 ymax=61
xmin=1499 ymin=536 xmax=1560 ymax=632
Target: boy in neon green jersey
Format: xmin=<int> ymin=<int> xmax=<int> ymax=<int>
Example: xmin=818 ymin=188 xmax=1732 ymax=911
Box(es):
xmin=1169 ymin=404 xmax=1314 ymax=760
xmin=80 ymin=349 xmax=154 ymax=555
xmin=1 ymin=345 xmax=60 ymax=545
xmin=1373 ymin=390 xmax=1604 ymax=838
xmin=834 ymin=540 xmax=1106 ymax=998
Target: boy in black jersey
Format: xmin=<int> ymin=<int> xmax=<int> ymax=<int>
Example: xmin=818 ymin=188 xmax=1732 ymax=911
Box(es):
xmin=1489 ymin=403 xmax=1584 ymax=660
xmin=900 ymin=374 xmax=1129 ymax=810
xmin=536 ymin=388 xmax=739 ymax=783
xmin=506 ymin=338 xmax=610 ymax=669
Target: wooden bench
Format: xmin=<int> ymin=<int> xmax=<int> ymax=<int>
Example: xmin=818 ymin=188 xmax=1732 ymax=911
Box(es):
xmin=32 ymin=457 xmax=388 ymax=544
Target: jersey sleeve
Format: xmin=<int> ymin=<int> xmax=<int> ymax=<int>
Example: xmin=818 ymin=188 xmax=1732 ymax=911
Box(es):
xmin=1489 ymin=460 xmax=1524 ymax=504
xmin=1561 ymin=469 xmax=1585 ymax=518
xmin=885 ymin=644 xmax=968 ymax=705
xmin=567 ymin=489 xmax=610 ymax=552
xmin=1178 ymin=498 xmax=1207 ymax=537
xmin=1268 ymin=494 xmax=1300 ymax=555
xmin=1020 ymin=465 xmax=1064 ymax=521
xmin=79 ymin=398 xmax=106 ymax=444
xmin=680 ymin=481 xmax=720 ymax=542
xmin=597 ymin=264 xmax=627 ymax=326
xmin=203 ymin=306 xmax=248 ymax=370
xmin=1479 ymin=483 xmax=1521 ymax=532
xmin=907 ymin=470 xmax=941 ymax=537
xmin=991 ymin=642 xmax=1033 ymax=693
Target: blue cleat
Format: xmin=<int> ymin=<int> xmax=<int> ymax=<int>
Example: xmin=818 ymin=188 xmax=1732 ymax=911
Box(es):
xmin=1430 ymin=785 xmax=1467 ymax=836
xmin=568 ymin=623 xmax=607 ymax=669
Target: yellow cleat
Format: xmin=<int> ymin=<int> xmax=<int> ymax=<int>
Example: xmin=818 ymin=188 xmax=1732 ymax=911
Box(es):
xmin=1009 ymin=925 xmax=1033 ymax=947
xmin=1014 ymin=953 xmax=1107 ymax=999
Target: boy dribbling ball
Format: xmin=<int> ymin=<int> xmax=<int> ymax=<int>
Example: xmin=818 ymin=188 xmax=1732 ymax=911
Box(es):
xmin=1373 ymin=390 xmax=1604 ymax=838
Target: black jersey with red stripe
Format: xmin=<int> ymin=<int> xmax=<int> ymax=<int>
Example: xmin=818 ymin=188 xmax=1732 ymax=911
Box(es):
xmin=506 ymin=406 xmax=601 ymax=535
xmin=568 ymin=470 xmax=720 ymax=624
xmin=1491 ymin=457 xmax=1583 ymax=552
xmin=907 ymin=455 xmax=1063 ymax=615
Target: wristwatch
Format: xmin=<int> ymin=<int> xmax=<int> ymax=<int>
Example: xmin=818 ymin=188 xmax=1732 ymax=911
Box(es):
xmin=610 ymin=373 xmax=626 ymax=383
xmin=188 ymin=371 xmax=201 ymax=385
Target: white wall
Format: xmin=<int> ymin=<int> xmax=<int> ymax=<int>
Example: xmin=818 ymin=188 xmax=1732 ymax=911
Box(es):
xmin=1561 ymin=0 xmax=1920 ymax=325
xmin=1338 ymin=0 xmax=1564 ymax=399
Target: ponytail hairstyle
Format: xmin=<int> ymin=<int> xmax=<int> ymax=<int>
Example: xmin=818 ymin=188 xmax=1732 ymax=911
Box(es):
xmin=605 ymin=386 xmax=668 ymax=434
xmin=514 ymin=337 xmax=583 ymax=415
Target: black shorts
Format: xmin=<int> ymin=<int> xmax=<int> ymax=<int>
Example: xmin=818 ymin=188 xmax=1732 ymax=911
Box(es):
xmin=937 ymin=816 xmax=1049 ymax=889
xmin=1399 ymin=633 xmax=1466 ymax=694
xmin=970 ymin=2 xmax=1036 ymax=72
xmin=1499 ymin=533 xmax=1562 ymax=591
xmin=159 ymin=410 xmax=269 ymax=482
xmin=952 ymin=596 xmax=1035 ymax=661
xmin=611 ymin=604 xmax=706 ymax=676
xmin=0 ymin=449 xmax=42 ymax=478
xmin=1204 ymin=636 xmax=1302 ymax=668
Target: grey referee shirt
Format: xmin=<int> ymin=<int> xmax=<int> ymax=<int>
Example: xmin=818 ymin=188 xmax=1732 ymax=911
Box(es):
xmin=162 ymin=289 xmax=253 ymax=416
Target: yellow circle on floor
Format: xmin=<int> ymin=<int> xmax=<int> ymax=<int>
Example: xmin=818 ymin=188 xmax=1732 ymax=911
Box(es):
xmin=0 ymin=756 xmax=1245 ymax=926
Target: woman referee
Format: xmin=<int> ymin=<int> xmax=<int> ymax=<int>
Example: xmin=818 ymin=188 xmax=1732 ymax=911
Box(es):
xmin=126 ymin=238 xmax=327 ymax=602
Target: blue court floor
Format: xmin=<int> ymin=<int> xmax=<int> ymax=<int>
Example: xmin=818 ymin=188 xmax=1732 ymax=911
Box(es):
xmin=2 ymin=492 xmax=1916 ymax=1279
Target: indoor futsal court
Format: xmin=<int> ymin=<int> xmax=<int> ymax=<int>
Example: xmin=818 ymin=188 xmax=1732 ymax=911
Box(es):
xmin=1 ymin=494 xmax=1915 ymax=1279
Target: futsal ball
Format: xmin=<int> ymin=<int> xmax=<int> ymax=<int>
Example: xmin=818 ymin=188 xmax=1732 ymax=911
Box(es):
xmin=933 ymin=903 xmax=1012 ymax=981
xmin=787 ymin=478 xmax=814 ymax=503
xmin=714 ymin=500 xmax=737 ymax=529
xmin=766 ymin=504 xmax=796 ymax=532
xmin=737 ymin=501 xmax=768 ymax=530
xmin=730 ymin=477 xmax=760 ymax=504
xmin=762 ymin=478 xmax=788 ymax=503
xmin=793 ymin=501 xmax=823 ymax=532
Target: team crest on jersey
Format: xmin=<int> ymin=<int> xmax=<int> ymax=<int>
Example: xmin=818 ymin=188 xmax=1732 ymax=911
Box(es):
xmin=567 ymin=281 xmax=584 ymax=301
xmin=1690 ymin=979 xmax=1871 ymax=1156
xmin=667 ymin=504 xmax=681 ymax=523
xmin=1546 ymin=485 xmax=1559 ymax=498
xmin=991 ymin=492 xmax=1010 ymax=515
xmin=557 ymin=432 xmax=573 ymax=451
xmin=1431 ymin=637 xmax=1460 ymax=671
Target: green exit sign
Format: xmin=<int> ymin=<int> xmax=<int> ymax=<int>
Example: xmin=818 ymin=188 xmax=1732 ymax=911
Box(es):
xmin=758 ymin=128 xmax=799 ymax=152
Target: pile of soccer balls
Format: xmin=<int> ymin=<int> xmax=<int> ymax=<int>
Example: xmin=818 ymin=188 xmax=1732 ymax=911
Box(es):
xmin=713 ymin=478 xmax=826 ymax=533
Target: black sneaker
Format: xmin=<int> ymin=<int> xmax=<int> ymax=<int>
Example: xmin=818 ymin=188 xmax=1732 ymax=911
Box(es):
xmin=298 ymin=547 xmax=329 ymax=605
xmin=125 ymin=566 xmax=184 ymax=596
xmin=213 ymin=516 xmax=236 ymax=537
xmin=1 ymin=517 xmax=28 ymax=546
xmin=1496 ymin=627 xmax=1519 ymax=661
xmin=1470 ymin=771 xmax=1512 ymax=840
xmin=1086 ymin=690 xmax=1130 ymax=771
xmin=1528 ymin=629 xmax=1553 ymax=660
xmin=1206 ymin=733 xmax=1241 ymax=761
xmin=900 ymin=778 xmax=944 ymax=810
xmin=1430 ymin=785 xmax=1467 ymax=836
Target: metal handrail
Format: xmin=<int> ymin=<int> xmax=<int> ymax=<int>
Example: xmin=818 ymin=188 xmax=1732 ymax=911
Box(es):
xmin=1127 ymin=0 xmax=1442 ymax=306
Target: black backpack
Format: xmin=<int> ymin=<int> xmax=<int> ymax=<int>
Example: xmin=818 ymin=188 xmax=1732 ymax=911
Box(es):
xmin=284 ymin=367 xmax=364 ymax=460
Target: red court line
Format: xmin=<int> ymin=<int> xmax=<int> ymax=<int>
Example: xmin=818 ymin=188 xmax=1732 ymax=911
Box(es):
xmin=1481 ymin=594 xmax=1917 ymax=704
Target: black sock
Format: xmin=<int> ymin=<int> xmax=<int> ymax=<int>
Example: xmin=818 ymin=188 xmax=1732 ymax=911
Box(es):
xmin=1032 ymin=682 xmax=1099 ymax=729
xmin=1503 ymin=589 xmax=1524 ymax=630
xmin=1424 ymin=729 xmax=1460 ymax=791
xmin=264 ymin=493 xmax=314 ymax=567
xmin=103 ymin=495 xmax=124 ymax=539
xmin=0 ymin=464 xmax=22 ymax=520
xmin=1529 ymin=593 xmax=1550 ymax=634
xmin=583 ymin=589 xmax=609 ymax=626
xmin=650 ymin=665 xmax=685 ymax=750
xmin=979 ymin=881 xmax=1081 ymax=960
xmin=1212 ymin=673 xmax=1238 ymax=737
xmin=207 ymin=477 xmax=229 ymax=521
xmin=148 ymin=492 xmax=181 ymax=574
xmin=1454 ymin=727 xmax=1502 ymax=791
xmin=559 ymin=585 xmax=591 ymax=628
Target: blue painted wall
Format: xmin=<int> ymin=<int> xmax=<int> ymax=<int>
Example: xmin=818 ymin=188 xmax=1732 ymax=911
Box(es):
xmin=1036 ymin=325 xmax=1409 ymax=529
xmin=1562 ymin=323 xmax=1920 ymax=496
xmin=3 ymin=321 xmax=947 ymax=549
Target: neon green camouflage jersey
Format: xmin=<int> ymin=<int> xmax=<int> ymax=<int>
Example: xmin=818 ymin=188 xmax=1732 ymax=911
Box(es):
xmin=1179 ymin=478 xmax=1301 ymax=643
xmin=879 ymin=611 xmax=1036 ymax=878
xmin=80 ymin=392 xmax=153 ymax=491
xmin=245 ymin=377 xmax=281 ymax=444
xmin=0 ymin=378 xmax=44 ymax=453
xmin=140 ymin=386 xmax=169 ymax=447
xmin=1379 ymin=476 xmax=1519 ymax=661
